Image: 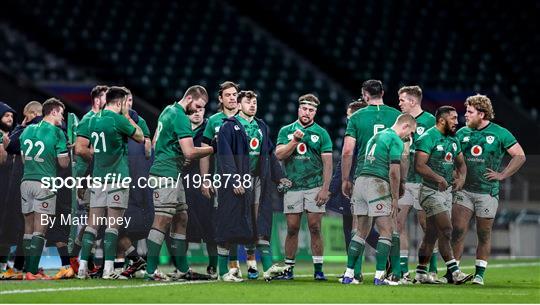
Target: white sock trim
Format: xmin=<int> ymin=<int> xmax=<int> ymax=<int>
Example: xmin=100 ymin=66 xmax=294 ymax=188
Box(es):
xmin=445 ymin=259 xmax=457 ymax=266
xmin=400 ymin=249 xmax=409 ymax=257
xmin=148 ymin=229 xmax=165 ymax=245
xmin=312 ymin=256 xmax=323 ymax=264
xmin=104 ymin=228 xmax=118 ymax=235
xmin=351 ymin=235 xmax=366 ymax=244
xmin=170 ymin=233 xmax=186 ymax=240
xmin=476 ymin=259 xmax=488 ymax=268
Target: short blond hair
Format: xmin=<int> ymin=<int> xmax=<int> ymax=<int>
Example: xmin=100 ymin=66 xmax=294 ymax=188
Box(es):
xmin=23 ymin=101 xmax=42 ymax=116
xmin=465 ymin=94 xmax=494 ymax=120
xmin=398 ymin=86 xmax=423 ymax=102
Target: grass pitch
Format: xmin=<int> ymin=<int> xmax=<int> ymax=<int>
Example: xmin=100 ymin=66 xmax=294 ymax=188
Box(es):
xmin=0 ymin=259 xmax=539 ymax=303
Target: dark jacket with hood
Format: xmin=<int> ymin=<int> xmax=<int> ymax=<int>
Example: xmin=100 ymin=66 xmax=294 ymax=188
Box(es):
xmin=215 ymin=116 xmax=283 ymax=244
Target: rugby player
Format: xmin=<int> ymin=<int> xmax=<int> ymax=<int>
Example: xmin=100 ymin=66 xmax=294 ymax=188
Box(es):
xmin=396 ymin=86 xmax=438 ymax=282
xmin=276 ymin=93 xmax=333 ymax=280
xmin=76 ymin=87 xmax=144 ymax=279
xmin=341 ymin=114 xmax=416 ymax=285
xmin=19 ymin=98 xmax=69 ymax=280
xmin=144 ymin=85 xmax=214 ymax=281
xmin=341 ymin=80 xmax=401 ymax=282
xmin=452 ymin=94 xmax=525 ymax=285
xmin=413 ymin=106 xmax=471 ymax=284
xmin=215 ymin=90 xmax=291 ymax=282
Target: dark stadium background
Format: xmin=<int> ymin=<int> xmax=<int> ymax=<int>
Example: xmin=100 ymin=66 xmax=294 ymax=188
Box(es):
xmin=0 ymin=1 xmax=539 ymax=210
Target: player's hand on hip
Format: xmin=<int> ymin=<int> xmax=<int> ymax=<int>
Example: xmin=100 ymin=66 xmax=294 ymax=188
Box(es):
xmin=436 ymin=176 xmax=448 ymax=192
xmin=342 ymin=180 xmax=352 ymax=199
xmin=315 ymin=188 xmax=331 ymax=206
xmin=484 ymin=168 xmax=504 ymax=181
xmin=233 ymin=186 xmax=245 ymax=196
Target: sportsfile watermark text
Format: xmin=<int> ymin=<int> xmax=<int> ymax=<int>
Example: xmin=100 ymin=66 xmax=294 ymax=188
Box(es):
xmin=40 ymin=173 xmax=253 ymax=191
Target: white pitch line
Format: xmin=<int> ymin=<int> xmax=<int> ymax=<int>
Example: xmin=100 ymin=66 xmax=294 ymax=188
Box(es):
xmin=1 ymin=261 xmax=538 ymax=295
xmin=0 ymin=280 xmax=215 ymax=295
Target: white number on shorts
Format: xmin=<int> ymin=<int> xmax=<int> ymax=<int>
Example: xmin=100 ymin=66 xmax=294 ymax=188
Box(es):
xmin=91 ymin=132 xmax=106 ymax=153
xmin=23 ymin=139 xmax=45 ymax=162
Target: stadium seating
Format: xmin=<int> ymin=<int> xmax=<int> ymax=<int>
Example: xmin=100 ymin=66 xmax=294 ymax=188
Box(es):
xmin=1 ymin=0 xmax=351 ymax=141
xmin=229 ymin=0 xmax=539 ymax=120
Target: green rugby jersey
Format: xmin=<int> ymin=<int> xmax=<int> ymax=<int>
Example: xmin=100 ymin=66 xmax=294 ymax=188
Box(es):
xmin=415 ymin=126 xmax=461 ymax=190
xmin=20 ymin=121 xmax=68 ymax=181
xmin=236 ymin=114 xmax=262 ymax=175
xmin=407 ymin=111 xmax=436 ymax=183
xmin=345 ymin=104 xmax=401 ymax=177
xmin=277 ymin=120 xmax=332 ymax=191
xmin=150 ymin=103 xmax=192 ymax=178
xmin=137 ymin=116 xmax=151 ymax=138
xmin=203 ymin=112 xmax=228 ymax=142
xmin=81 ymin=110 xmax=136 ymax=181
xmin=74 ymin=110 xmax=97 ymax=177
xmin=457 ymin=122 xmax=517 ymax=196
xmin=360 ymin=128 xmax=404 ymax=183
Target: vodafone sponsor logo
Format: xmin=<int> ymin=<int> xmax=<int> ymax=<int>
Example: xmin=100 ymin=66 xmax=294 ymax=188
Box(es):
xmin=250 ymin=137 xmax=260 ymax=150
xmin=471 ymin=145 xmax=483 ymax=157
xmin=444 ymin=152 xmax=453 ymax=162
xmin=296 ymin=142 xmax=307 ymax=155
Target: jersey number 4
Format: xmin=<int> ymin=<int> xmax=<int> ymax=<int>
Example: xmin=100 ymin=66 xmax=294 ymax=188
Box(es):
xmin=91 ymin=132 xmax=107 ymax=153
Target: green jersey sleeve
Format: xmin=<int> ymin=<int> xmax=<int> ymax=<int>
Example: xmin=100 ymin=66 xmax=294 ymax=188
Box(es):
xmin=56 ymin=129 xmax=68 ymax=155
xmin=500 ymin=127 xmax=517 ymax=149
xmin=202 ymin=121 xmax=215 ymax=141
xmin=344 ymin=119 xmax=357 ymax=138
xmin=276 ymin=126 xmax=289 ymax=145
xmin=415 ymin=133 xmax=433 ymax=154
xmin=138 ymin=117 xmax=151 ymax=138
xmin=389 ymin=135 xmax=404 ymax=163
xmin=115 ymin=114 xmax=136 ymax=137
xmin=76 ymin=118 xmax=91 ymax=139
xmin=321 ymin=129 xmax=333 ymax=153
xmin=175 ymin=112 xmax=193 ymax=139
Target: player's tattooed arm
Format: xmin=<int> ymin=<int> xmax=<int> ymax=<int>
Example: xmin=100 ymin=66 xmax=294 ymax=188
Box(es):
xmin=453 ymin=152 xmax=466 ymax=191
xmin=275 ymin=129 xmax=303 ymax=160
xmin=415 ymin=151 xmax=447 ymax=191
xmin=485 ymin=143 xmax=526 ymax=181
xmin=341 ymin=136 xmax=356 ymax=198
